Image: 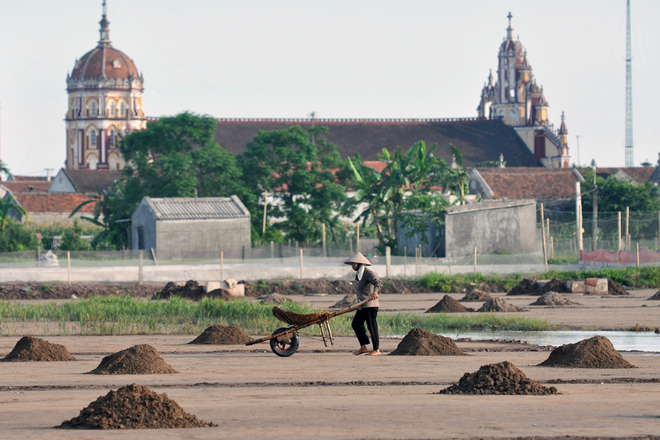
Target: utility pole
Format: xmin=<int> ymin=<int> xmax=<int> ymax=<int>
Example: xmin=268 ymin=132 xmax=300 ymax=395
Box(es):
xmin=625 ymin=0 xmax=634 ymax=166
xmin=575 ymin=135 xmax=581 ymax=166
xmin=592 ymin=183 xmax=599 ymax=251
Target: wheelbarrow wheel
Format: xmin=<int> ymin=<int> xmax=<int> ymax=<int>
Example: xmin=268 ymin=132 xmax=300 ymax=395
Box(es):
xmin=270 ymin=327 xmax=299 ymax=357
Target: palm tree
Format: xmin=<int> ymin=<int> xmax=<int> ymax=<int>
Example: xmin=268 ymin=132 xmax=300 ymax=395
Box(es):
xmin=0 ymin=195 xmax=28 ymax=227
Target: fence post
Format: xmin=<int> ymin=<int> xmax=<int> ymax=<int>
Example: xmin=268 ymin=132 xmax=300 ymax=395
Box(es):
xmin=242 ymin=245 xmax=245 ymax=262
xmin=279 ymin=242 xmax=283 ymax=262
xmin=270 ymin=241 xmax=274 ymax=259
xmin=299 ymin=249 xmax=304 ymax=280
xmin=626 ymin=206 xmax=630 ymax=251
xmin=138 ymin=251 xmax=143 ymax=285
xmin=221 ymin=251 xmax=224 ymax=281
xmin=67 ymin=251 xmax=71 ymax=285
xmin=385 ymin=246 xmax=391 ymax=279
xmin=37 ymin=246 xmax=41 ymax=268
xmin=150 ymin=248 xmax=158 ymax=266
xmin=403 ymin=246 xmax=407 ymax=277
xmin=636 ymin=243 xmax=640 ymax=267
xmin=550 ymin=236 xmax=554 ymax=260
xmin=541 ymin=203 xmax=548 ymax=272
xmin=322 ymin=224 xmax=326 ymax=258
xmin=618 ymin=212 xmax=622 ymax=251
xmin=473 ymin=246 xmax=477 ymax=276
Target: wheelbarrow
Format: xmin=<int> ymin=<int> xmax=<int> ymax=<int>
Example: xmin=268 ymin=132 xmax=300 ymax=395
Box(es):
xmin=245 ymin=299 xmax=370 ymax=357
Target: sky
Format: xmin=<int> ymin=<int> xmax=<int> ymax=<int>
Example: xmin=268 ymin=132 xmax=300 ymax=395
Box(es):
xmin=1 ymin=0 xmax=659 ymax=176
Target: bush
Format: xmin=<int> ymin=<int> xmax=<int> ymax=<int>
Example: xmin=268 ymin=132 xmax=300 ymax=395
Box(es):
xmin=0 ymin=221 xmax=39 ymax=252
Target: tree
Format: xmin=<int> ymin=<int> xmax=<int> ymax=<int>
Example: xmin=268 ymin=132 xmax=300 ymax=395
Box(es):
xmin=75 ymin=112 xmax=244 ymax=249
xmin=342 ymin=141 xmax=450 ymax=252
xmin=581 ymin=168 xmax=660 ymax=213
xmin=0 ymin=196 xmax=28 ymax=227
xmin=238 ymin=125 xmax=346 ymax=243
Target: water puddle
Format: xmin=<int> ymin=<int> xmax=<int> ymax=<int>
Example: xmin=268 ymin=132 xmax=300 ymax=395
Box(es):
xmin=435 ymin=330 xmax=659 ymax=353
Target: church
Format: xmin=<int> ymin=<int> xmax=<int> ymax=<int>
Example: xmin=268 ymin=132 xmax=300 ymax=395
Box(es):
xmin=62 ymin=6 xmax=568 ymax=171
xmin=64 ymin=1 xmax=146 ymax=171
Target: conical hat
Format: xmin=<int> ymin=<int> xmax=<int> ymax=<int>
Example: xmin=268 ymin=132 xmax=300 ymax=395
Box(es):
xmin=344 ymin=252 xmax=372 ymax=266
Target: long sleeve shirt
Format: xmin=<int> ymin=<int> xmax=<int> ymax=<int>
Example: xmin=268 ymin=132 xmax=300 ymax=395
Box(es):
xmin=355 ymin=267 xmax=382 ymax=309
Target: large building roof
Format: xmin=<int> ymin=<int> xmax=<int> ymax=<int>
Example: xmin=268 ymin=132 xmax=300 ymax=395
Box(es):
xmin=471 ymin=167 xmax=581 ymax=201
xmin=11 ymin=193 xmax=95 ymax=214
xmin=143 ymin=196 xmax=250 ymax=221
xmin=213 ymin=118 xmax=540 ymax=167
xmin=50 ymin=169 xmax=122 ymax=194
xmin=71 ymin=46 xmax=139 ymax=83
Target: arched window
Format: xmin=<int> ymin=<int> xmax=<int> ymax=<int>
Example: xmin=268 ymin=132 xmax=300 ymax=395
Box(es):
xmin=109 ymin=129 xmax=116 ymax=147
xmin=120 ymin=101 xmax=127 ymax=117
xmin=90 ymin=130 xmax=96 ymax=147
xmin=109 ymin=101 xmax=116 ymax=117
xmin=90 ymin=101 xmax=97 ymax=117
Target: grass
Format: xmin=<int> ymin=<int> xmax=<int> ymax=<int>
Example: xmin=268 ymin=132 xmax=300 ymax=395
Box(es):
xmin=0 ymin=295 xmax=554 ymax=336
xmin=420 ymin=266 xmax=660 ymax=290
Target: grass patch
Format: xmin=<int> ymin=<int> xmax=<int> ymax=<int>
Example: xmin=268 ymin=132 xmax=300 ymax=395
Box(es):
xmin=420 ymin=266 xmax=660 ymax=290
xmin=0 ymin=295 xmax=554 ymax=336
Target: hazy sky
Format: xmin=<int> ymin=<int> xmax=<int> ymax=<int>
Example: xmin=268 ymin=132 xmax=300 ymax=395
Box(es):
xmin=1 ymin=0 xmax=659 ymax=176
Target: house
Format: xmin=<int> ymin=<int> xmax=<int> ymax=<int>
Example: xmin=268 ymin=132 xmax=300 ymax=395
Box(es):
xmin=48 ymin=168 xmax=121 ymax=194
xmin=131 ymin=196 xmax=251 ymax=260
xmin=5 ymin=192 xmax=95 ymax=224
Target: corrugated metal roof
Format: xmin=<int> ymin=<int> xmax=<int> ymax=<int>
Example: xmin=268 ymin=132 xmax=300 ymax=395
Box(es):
xmin=147 ymin=196 xmax=250 ymax=221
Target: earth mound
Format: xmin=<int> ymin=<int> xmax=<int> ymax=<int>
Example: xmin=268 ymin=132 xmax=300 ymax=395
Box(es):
xmin=507 ymin=278 xmax=539 ymax=296
xmin=258 ymin=293 xmax=294 ymax=304
xmin=459 ymin=289 xmax=492 ymax=302
xmin=538 ymin=278 xmax=570 ymax=294
xmin=330 ymin=293 xmax=359 ymax=309
xmin=530 ymin=292 xmax=580 ymax=306
xmin=608 ymin=279 xmax=629 ymax=296
xmin=189 ymin=325 xmax=252 ymax=345
xmin=539 ymin=336 xmax=635 ymax=368
xmin=426 ymin=295 xmax=472 ymax=313
xmin=477 ymin=297 xmax=525 ymax=312
xmin=88 ymin=344 xmax=178 ymax=375
xmin=438 ymin=361 xmax=558 ymax=395
xmin=390 ymin=328 xmax=467 ymax=356
xmin=2 ymin=336 xmax=76 ymax=362
xmin=648 ymin=290 xmax=660 ymax=300
xmin=57 ymin=384 xmax=216 ymax=429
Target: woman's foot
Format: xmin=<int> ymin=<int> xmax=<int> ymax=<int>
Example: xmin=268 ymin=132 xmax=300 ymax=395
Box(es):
xmin=353 ymin=346 xmax=370 ymax=355
xmin=366 ymin=349 xmax=381 ymax=356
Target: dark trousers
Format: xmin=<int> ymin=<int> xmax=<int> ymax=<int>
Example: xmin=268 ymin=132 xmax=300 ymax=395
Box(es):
xmin=352 ymin=307 xmax=379 ymax=350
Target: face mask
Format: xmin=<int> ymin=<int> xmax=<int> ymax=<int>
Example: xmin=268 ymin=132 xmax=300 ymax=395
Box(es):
xmin=357 ymin=264 xmax=365 ymax=281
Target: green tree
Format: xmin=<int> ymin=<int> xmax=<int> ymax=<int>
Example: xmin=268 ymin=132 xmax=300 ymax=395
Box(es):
xmin=238 ymin=125 xmax=346 ymax=243
xmin=580 ymin=168 xmax=660 ymax=213
xmin=1 ymin=196 xmax=28 ymax=227
xmin=59 ymin=220 xmax=92 ymax=251
xmin=0 ymin=221 xmax=38 ymax=252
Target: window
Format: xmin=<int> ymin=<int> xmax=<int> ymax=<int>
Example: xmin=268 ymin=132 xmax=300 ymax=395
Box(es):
xmin=137 ymin=226 xmax=144 ymax=250
xmin=109 ymin=129 xmax=116 ymax=147
xmin=120 ymin=101 xmax=127 ymax=117
xmin=90 ymin=130 xmax=96 ymax=147
xmin=110 ymin=101 xmax=116 ymax=116
xmin=90 ymin=101 xmax=97 ymax=117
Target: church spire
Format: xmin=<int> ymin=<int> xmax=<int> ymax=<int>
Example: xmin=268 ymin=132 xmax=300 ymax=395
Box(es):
xmin=98 ymin=0 xmax=112 ymax=48
xmin=506 ymin=12 xmax=514 ymax=40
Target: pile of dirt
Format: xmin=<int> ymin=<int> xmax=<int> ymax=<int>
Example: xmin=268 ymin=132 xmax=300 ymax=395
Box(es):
xmin=459 ymin=289 xmax=492 ymax=302
xmin=538 ymin=278 xmax=570 ymax=294
xmin=57 ymin=384 xmax=216 ymax=429
xmin=506 ymin=278 xmax=539 ymax=296
xmin=425 ymin=295 xmax=472 ymax=313
xmin=477 ymin=297 xmax=525 ymax=312
xmin=258 ymin=293 xmax=294 ymax=304
xmin=530 ymin=292 xmax=580 ymax=306
xmin=330 ymin=293 xmax=359 ymax=309
xmin=88 ymin=344 xmax=178 ymax=375
xmin=2 ymin=336 xmax=76 ymax=362
xmin=390 ymin=328 xmax=467 ymax=356
xmin=189 ymin=325 xmax=252 ymax=345
xmin=539 ymin=336 xmax=636 ymax=368
xmin=438 ymin=361 xmax=558 ymax=395
xmin=0 ymin=283 xmax=163 ymax=300
xmin=648 ymin=290 xmax=660 ymax=300
xmin=608 ymin=279 xmax=629 ymax=296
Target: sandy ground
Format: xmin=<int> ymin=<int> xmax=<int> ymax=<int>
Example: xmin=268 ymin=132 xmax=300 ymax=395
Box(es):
xmin=0 ymin=290 xmax=659 ymax=439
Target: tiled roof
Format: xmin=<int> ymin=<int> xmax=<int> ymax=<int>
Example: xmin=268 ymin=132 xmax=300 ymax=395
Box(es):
xmin=214 ymin=118 xmax=540 ymax=167
xmin=2 ymin=181 xmax=51 ymax=193
xmin=145 ymin=196 xmax=250 ymax=221
xmin=7 ymin=175 xmax=48 ymax=182
xmin=12 ymin=193 xmax=95 ymax=214
xmin=63 ymin=169 xmax=122 ymax=194
xmin=591 ymin=167 xmax=655 ymax=185
xmin=475 ymin=167 xmax=579 ymax=200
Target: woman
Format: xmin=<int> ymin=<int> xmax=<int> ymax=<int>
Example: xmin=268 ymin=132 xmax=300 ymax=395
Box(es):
xmin=344 ymin=252 xmax=383 ymax=356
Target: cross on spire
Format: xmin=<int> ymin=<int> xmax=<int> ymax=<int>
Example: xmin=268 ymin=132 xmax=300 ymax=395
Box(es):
xmin=98 ymin=0 xmax=112 ymax=47
xmin=506 ymin=12 xmax=514 ymax=40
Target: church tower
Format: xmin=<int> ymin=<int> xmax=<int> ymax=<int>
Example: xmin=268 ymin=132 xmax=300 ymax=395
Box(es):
xmin=65 ymin=1 xmax=145 ymax=170
xmin=477 ymin=13 xmax=570 ymax=168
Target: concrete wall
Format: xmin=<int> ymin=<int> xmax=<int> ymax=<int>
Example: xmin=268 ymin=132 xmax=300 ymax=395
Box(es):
xmin=445 ymin=200 xmax=538 ymax=260
xmin=155 ymin=218 xmax=251 ymax=259
xmin=131 ymin=199 xmax=158 ymax=251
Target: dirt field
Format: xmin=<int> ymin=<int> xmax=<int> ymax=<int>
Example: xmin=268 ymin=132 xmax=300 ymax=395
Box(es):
xmin=0 ymin=289 xmax=659 ymax=439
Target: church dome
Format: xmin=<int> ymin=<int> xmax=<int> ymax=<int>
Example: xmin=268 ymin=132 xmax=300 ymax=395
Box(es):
xmin=71 ymin=46 xmax=139 ymax=82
